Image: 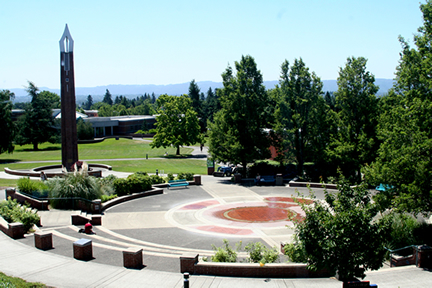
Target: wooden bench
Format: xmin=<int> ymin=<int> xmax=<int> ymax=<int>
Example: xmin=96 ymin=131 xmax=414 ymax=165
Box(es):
xmin=168 ymin=179 xmax=189 ymax=189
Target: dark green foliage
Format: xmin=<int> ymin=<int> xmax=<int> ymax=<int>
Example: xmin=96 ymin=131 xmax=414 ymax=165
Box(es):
xmin=244 ymin=242 xmax=279 ymax=264
xmin=17 ymin=177 xmax=48 ymax=197
xmin=76 ymin=118 xmax=94 ymax=140
xmin=365 ymin=1 xmax=432 ymax=214
xmin=208 ymin=55 xmax=271 ymax=175
xmin=0 ymin=197 xmax=41 ymax=232
xmin=102 ymin=89 xmax=113 ymax=105
xmin=149 ymin=174 xmax=165 ymax=184
xmin=113 ymin=173 xmax=152 ymax=196
xmin=284 ymin=236 xmax=308 ymax=263
xmin=151 ymin=95 xmax=200 ymax=155
xmin=293 ymin=175 xmax=390 ymax=280
xmin=15 ymin=82 xmax=59 ymax=150
xmin=0 ymin=90 xmax=15 ymax=155
xmin=176 ymin=172 xmax=194 ymax=181
xmin=328 ymin=57 xmax=379 ymax=183
xmin=273 ymin=58 xmax=328 ymax=177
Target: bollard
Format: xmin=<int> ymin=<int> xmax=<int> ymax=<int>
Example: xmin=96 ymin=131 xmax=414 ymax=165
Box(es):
xmin=183 ymin=272 xmax=189 ymax=288
xmin=156 ymin=169 xmax=158 ymax=176
xmin=146 ymin=154 xmax=148 ymax=159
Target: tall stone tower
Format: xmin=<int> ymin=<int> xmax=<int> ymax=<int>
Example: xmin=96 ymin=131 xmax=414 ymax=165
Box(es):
xmin=59 ymin=24 xmax=78 ymax=171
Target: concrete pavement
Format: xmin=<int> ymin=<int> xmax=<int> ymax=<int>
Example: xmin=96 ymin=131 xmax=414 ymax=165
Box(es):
xmin=1 ymin=175 xmax=432 ymax=287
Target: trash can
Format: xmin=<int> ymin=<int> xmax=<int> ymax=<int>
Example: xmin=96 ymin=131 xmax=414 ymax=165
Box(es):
xmin=417 ymin=245 xmax=432 ymax=268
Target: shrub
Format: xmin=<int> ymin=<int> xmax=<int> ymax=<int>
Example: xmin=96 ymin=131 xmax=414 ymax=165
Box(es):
xmin=113 ymin=173 xmax=152 ymax=196
xmin=211 ymin=239 xmax=241 ymax=263
xmin=0 ymin=197 xmax=40 ymax=232
xmin=382 ymin=213 xmax=422 ymax=252
xmin=101 ymin=194 xmax=117 ymax=203
xmin=177 ymin=172 xmax=194 ymax=181
xmin=45 ymin=166 xmax=107 ymax=209
xmin=166 ymin=173 xmax=175 ymax=181
xmin=17 ymin=177 xmax=48 ymax=197
xmin=245 ymin=242 xmax=279 ymax=264
xmin=150 ymin=174 xmax=165 ymax=184
xmin=284 ymin=236 xmax=308 ymax=263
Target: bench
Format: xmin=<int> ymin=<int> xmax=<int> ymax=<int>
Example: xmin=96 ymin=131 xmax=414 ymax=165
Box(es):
xmin=168 ymin=179 xmax=189 ymax=189
xmin=256 ymin=175 xmax=276 ymax=185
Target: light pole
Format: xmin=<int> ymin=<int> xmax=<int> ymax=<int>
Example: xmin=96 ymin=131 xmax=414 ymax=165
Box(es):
xmin=298 ymin=128 xmax=303 ymax=178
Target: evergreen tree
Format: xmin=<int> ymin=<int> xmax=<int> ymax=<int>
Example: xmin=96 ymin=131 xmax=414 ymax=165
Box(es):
xmin=85 ymin=95 xmax=93 ymax=110
xmin=102 ymin=89 xmax=113 ymax=105
xmin=0 ymin=90 xmax=15 ymax=154
xmin=15 ymin=82 xmax=58 ymax=150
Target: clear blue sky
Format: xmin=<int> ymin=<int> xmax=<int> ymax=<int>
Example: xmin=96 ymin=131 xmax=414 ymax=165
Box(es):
xmin=0 ymin=0 xmax=426 ymax=90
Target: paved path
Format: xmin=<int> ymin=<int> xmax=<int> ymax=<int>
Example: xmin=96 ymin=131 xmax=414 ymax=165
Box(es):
xmin=2 ymin=175 xmax=432 ymax=287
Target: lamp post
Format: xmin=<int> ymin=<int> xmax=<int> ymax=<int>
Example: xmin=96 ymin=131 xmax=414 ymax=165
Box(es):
xmin=298 ymin=128 xmax=303 ymax=178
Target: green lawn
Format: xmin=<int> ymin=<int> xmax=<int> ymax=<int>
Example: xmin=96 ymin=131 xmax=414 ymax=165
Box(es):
xmin=0 ymin=138 xmax=206 ymax=188
xmin=0 ymin=138 xmax=193 ymax=162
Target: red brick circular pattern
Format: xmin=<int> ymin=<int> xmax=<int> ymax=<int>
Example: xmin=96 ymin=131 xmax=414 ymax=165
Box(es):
xmin=223 ymin=206 xmax=293 ymax=223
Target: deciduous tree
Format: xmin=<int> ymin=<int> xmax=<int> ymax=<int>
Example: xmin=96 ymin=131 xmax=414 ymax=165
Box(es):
xmin=365 ymin=1 xmax=432 ymax=214
xmin=151 ymin=95 xmax=200 ymax=155
xmin=328 ymin=57 xmax=379 ymax=183
xmin=208 ymin=55 xmax=270 ymax=173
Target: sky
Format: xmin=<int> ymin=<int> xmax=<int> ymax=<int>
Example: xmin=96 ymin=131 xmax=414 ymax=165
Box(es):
xmin=0 ymin=0 xmax=427 ymax=90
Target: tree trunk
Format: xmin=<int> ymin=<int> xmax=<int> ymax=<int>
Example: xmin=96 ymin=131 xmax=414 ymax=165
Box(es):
xmin=176 ymin=146 xmax=180 ymax=155
xmin=33 ymin=142 xmax=38 ymax=151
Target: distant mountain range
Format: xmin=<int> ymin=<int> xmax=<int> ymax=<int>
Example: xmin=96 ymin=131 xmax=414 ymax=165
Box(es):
xmin=9 ymin=79 xmax=394 ymax=104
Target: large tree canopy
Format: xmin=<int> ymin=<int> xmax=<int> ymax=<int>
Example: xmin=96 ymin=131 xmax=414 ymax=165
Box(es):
xmin=0 ymin=90 xmax=15 ymax=154
xmin=15 ymin=82 xmax=58 ymax=150
xmin=208 ymin=55 xmax=271 ymax=173
xmin=365 ymin=1 xmax=432 ymax=214
xmin=151 ymin=94 xmax=200 ymax=155
xmin=274 ymin=58 xmax=327 ymax=177
xmin=328 ymin=56 xmax=379 ymax=183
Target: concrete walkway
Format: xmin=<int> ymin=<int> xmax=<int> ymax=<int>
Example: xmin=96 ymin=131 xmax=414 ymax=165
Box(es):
xmin=1 ymin=174 xmax=432 ymax=287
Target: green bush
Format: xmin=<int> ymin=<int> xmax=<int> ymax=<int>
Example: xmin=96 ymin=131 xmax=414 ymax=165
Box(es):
xmin=211 ymin=239 xmax=241 ymax=263
xmin=113 ymin=173 xmax=152 ymax=196
xmin=284 ymin=237 xmax=308 ymax=263
xmin=45 ymin=168 xmax=107 ymax=209
xmin=101 ymin=194 xmax=117 ymax=203
xmin=245 ymin=242 xmax=279 ymax=264
xmin=177 ymin=172 xmax=194 ymax=181
xmin=17 ymin=177 xmax=48 ymax=197
xmin=150 ymin=174 xmax=165 ymax=184
xmin=382 ymin=213 xmax=422 ymax=252
xmin=0 ymin=197 xmax=40 ymax=232
xmin=166 ymin=173 xmax=175 ymax=181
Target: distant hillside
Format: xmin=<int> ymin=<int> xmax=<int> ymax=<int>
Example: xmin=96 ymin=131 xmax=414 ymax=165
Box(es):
xmin=10 ymin=79 xmax=394 ymax=103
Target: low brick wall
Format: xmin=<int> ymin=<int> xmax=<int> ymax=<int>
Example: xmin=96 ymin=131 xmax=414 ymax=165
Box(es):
xmin=180 ymin=254 xmax=331 ymax=278
xmin=289 ymin=181 xmax=338 ymax=190
xmin=0 ymin=216 xmax=25 ymax=239
xmin=6 ymin=189 xmax=49 ymax=211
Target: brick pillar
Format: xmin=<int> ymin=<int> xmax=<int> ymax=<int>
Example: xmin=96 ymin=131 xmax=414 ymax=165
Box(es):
xmin=193 ymin=175 xmax=201 ymax=185
xmin=5 ymin=188 xmax=15 ymax=199
xmin=180 ymin=253 xmax=198 ymax=274
xmin=34 ymin=231 xmax=53 ymax=250
xmin=73 ymin=238 xmax=93 ymax=260
xmin=8 ymin=223 xmax=25 ymax=239
xmin=123 ymin=247 xmax=143 ymax=269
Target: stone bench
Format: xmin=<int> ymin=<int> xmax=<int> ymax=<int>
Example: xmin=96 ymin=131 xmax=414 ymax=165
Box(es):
xmin=34 ymin=231 xmax=53 ymax=250
xmin=123 ymin=247 xmax=143 ymax=269
xmin=71 ymin=214 xmax=102 ymax=226
xmin=73 ymin=238 xmax=93 ymax=261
